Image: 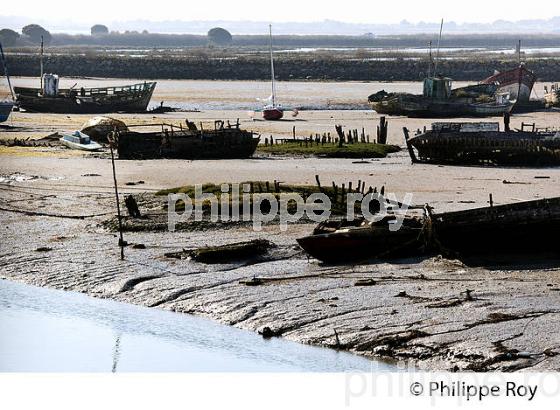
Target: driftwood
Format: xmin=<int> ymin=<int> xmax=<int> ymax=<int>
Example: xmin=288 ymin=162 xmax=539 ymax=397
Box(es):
xmin=166 ymin=239 xmax=273 ymax=264
xmin=0 ymin=133 xmax=63 ymax=147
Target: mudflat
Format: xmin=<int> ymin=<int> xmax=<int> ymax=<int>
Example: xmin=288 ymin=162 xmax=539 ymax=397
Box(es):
xmin=1 ymin=80 xmax=560 ymax=371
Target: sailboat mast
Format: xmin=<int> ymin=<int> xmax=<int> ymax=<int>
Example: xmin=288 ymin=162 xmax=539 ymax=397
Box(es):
xmin=269 ymin=24 xmax=276 ymax=107
xmin=433 ymin=19 xmax=443 ymax=76
xmin=427 ymin=40 xmax=432 ymax=78
xmin=40 ymin=35 xmax=44 ymax=91
xmin=0 ymin=42 xmax=16 ymax=101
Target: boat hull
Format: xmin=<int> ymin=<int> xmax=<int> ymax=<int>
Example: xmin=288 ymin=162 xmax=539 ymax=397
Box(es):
xmin=433 ymin=197 xmax=560 ymax=257
xmin=481 ymin=66 xmax=536 ymax=103
xmin=262 ymin=108 xmax=284 ymax=120
xmin=60 ymin=137 xmax=102 ymax=151
xmin=297 ymin=225 xmax=422 ymax=263
xmin=406 ymin=128 xmax=560 ymax=167
xmin=298 ymin=197 xmax=560 ymax=263
xmin=14 ymin=82 xmax=156 ymax=114
xmin=116 ymin=127 xmax=260 ymax=160
xmin=371 ymin=96 xmax=513 ymax=118
xmin=0 ymin=101 xmax=14 ymax=123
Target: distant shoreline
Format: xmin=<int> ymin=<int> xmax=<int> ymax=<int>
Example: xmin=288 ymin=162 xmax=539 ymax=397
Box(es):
xmin=6 ymin=53 xmax=560 ymax=82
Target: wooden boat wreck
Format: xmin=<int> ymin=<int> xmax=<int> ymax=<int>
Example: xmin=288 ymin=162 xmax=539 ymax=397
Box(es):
xmin=15 ymin=78 xmax=156 ymax=114
xmin=112 ymin=120 xmax=260 ymax=160
xmin=297 ymin=197 xmax=560 ymax=263
xmin=369 ymin=77 xmax=513 ymax=118
xmin=297 ymin=215 xmax=426 ymax=263
xmin=403 ymin=122 xmax=560 ymax=166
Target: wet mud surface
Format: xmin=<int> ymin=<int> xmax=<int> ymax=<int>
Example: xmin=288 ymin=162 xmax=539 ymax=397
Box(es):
xmin=1 ymin=175 xmax=559 ymax=371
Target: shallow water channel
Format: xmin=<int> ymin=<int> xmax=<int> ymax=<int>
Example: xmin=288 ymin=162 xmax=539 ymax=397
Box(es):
xmin=0 ymin=279 xmax=397 ymax=372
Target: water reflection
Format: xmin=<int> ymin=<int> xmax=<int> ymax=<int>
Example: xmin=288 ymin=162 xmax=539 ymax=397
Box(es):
xmin=0 ymin=280 xmax=395 ymax=372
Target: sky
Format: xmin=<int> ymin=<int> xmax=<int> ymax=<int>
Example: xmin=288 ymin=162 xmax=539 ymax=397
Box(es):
xmin=2 ymin=0 xmax=558 ymax=24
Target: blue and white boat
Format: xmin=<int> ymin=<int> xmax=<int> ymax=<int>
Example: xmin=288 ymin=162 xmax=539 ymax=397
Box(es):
xmin=0 ymin=100 xmax=13 ymax=123
xmin=60 ymin=131 xmax=102 ymax=151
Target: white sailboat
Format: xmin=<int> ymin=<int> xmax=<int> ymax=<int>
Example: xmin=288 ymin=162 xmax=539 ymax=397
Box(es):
xmin=262 ymin=25 xmax=284 ymax=120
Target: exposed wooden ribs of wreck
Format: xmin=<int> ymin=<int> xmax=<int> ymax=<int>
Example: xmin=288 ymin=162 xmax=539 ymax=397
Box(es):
xmin=404 ymin=122 xmax=560 ymax=166
xmin=112 ymin=120 xmax=260 ymax=160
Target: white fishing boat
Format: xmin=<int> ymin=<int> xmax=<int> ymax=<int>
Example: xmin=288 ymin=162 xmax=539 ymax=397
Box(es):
xmin=0 ymin=41 xmax=15 ymax=123
xmin=60 ymin=131 xmax=102 ymax=151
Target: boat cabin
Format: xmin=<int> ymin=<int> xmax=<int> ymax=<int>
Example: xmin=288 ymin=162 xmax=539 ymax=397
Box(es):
xmin=43 ymin=74 xmax=59 ymax=96
xmin=423 ymin=76 xmax=452 ymax=100
xmin=63 ymin=131 xmax=91 ymax=145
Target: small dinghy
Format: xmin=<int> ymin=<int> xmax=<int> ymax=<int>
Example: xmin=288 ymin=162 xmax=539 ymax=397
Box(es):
xmin=60 ymin=131 xmax=102 ymax=151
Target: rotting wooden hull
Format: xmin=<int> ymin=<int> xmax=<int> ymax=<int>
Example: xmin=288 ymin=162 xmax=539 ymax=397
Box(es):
xmin=298 ymin=197 xmax=560 ymax=263
xmin=405 ymin=129 xmax=560 ymax=167
xmin=370 ymin=95 xmax=513 ymax=118
xmin=14 ymin=82 xmax=156 ymax=114
xmin=297 ymin=218 xmax=425 ymax=263
xmin=115 ymin=127 xmax=260 ymax=160
xmin=433 ymin=197 xmax=560 ymax=257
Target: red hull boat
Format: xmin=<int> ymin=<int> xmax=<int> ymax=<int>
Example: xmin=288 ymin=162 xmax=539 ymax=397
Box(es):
xmin=262 ymin=107 xmax=284 ymax=120
xmin=481 ymin=65 xmax=536 ymax=103
xmin=261 ymin=25 xmax=284 ymax=121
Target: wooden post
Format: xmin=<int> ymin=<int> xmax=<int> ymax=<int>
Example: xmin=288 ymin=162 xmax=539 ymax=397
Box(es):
xmin=335 ymin=125 xmax=345 ymax=147
xmin=403 ymin=127 xmax=418 ymax=163
xmin=377 ymin=116 xmax=388 ymax=145
xmin=315 ymin=174 xmax=322 ymax=191
xmin=489 ymin=193 xmax=493 ymax=208
xmin=293 ymin=125 xmax=296 ymax=140
xmin=124 ymin=195 xmax=141 ymax=218
xmin=109 ymin=140 xmax=125 ymax=260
